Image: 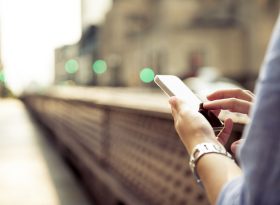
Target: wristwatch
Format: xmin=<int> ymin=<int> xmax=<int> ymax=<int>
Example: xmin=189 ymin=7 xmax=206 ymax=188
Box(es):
xmin=189 ymin=143 xmax=233 ymax=184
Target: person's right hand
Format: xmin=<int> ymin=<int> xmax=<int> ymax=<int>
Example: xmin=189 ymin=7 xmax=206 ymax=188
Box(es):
xmin=203 ymin=89 xmax=255 ymax=156
xmin=204 ymin=88 xmax=254 ymax=114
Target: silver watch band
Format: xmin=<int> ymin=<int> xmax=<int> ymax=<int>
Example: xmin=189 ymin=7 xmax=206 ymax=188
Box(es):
xmin=189 ymin=143 xmax=233 ymax=184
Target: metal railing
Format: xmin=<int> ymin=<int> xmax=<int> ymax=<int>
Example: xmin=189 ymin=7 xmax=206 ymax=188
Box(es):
xmin=22 ymin=86 xmax=245 ymax=205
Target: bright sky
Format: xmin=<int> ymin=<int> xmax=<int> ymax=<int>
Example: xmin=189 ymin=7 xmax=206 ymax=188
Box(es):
xmin=0 ymin=0 xmax=111 ymax=94
xmin=82 ymin=0 xmax=112 ymax=28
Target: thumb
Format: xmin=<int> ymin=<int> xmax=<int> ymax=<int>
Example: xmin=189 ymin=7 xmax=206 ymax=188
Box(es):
xmin=169 ymin=96 xmax=187 ymax=121
xmin=169 ymin=96 xmax=185 ymax=112
xmin=231 ymin=139 xmax=244 ymax=156
xmin=217 ymin=118 xmax=233 ymax=145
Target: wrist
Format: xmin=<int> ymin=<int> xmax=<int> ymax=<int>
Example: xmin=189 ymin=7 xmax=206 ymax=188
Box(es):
xmin=189 ymin=142 xmax=233 ymax=185
xmin=183 ymin=132 xmax=218 ymax=154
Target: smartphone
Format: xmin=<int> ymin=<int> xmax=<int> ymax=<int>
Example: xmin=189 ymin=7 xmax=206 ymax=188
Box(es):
xmin=154 ymin=75 xmax=224 ymax=134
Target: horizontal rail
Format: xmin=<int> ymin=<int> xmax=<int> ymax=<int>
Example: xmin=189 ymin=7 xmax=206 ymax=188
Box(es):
xmin=22 ymin=86 xmax=245 ymax=205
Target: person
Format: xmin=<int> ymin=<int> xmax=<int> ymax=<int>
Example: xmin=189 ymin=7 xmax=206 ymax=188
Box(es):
xmin=169 ymin=15 xmax=280 ymax=205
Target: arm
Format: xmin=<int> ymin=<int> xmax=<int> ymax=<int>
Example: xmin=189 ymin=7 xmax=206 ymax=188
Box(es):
xmin=171 ymin=13 xmax=280 ymax=204
xmin=169 ymin=97 xmax=242 ymax=205
xmin=234 ymin=14 xmax=280 ymax=204
xmin=216 ymin=14 xmax=280 ymax=205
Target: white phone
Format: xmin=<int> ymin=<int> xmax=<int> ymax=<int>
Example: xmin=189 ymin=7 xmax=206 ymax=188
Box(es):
xmin=154 ymin=75 xmax=201 ymax=110
xmin=154 ymin=75 xmax=224 ymax=133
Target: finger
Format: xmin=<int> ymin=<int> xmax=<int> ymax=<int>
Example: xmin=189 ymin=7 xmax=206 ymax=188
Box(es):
xmin=211 ymin=109 xmax=221 ymax=117
xmin=231 ymin=139 xmax=244 ymax=156
xmin=217 ymin=118 xmax=233 ymax=145
xmin=169 ymin=97 xmax=178 ymax=120
xmin=169 ymin=96 xmax=187 ymax=112
xmin=203 ymin=98 xmax=252 ymax=114
xmin=169 ymin=96 xmax=182 ymax=111
xmin=169 ymin=96 xmax=178 ymax=111
xmin=207 ymin=89 xmax=254 ymax=102
xmin=169 ymin=97 xmax=185 ymax=120
xmin=170 ymin=105 xmax=176 ymax=119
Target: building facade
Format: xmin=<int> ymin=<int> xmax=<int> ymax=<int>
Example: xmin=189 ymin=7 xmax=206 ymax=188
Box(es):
xmin=54 ymin=0 xmax=279 ymax=87
xmin=55 ymin=26 xmax=99 ymax=85
xmin=97 ymin=0 xmax=279 ymax=87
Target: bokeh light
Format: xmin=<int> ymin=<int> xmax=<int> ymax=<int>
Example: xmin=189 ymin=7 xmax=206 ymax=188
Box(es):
xmin=139 ymin=68 xmax=155 ymax=83
xmin=92 ymin=60 xmax=107 ymax=74
xmin=65 ymin=59 xmax=79 ymax=74
xmin=0 ymin=71 xmax=5 ymax=82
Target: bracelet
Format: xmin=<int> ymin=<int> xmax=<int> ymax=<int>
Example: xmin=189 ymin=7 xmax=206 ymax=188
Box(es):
xmin=189 ymin=143 xmax=233 ymax=184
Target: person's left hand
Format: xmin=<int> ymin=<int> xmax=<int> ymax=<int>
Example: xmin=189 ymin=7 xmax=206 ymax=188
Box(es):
xmin=169 ymin=96 xmax=233 ymax=153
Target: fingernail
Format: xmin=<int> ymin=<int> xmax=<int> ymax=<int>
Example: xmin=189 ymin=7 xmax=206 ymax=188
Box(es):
xmin=170 ymin=97 xmax=179 ymax=107
xmin=168 ymin=97 xmax=175 ymax=105
xmin=203 ymin=102 xmax=208 ymax=107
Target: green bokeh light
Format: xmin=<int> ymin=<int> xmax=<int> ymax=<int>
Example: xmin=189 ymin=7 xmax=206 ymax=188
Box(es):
xmin=139 ymin=68 xmax=155 ymax=83
xmin=92 ymin=60 xmax=107 ymax=74
xmin=65 ymin=59 xmax=79 ymax=74
xmin=0 ymin=71 xmax=5 ymax=82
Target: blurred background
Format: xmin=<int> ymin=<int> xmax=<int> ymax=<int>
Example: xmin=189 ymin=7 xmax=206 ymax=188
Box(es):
xmin=0 ymin=1 xmax=279 ymax=205
xmin=0 ymin=0 xmax=279 ymax=95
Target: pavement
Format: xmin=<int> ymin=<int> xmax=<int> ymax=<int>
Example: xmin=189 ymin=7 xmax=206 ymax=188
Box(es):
xmin=0 ymin=99 xmax=92 ymax=205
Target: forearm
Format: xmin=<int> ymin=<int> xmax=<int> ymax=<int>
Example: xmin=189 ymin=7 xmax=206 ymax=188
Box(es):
xmin=197 ymin=153 xmax=242 ymax=205
xmin=182 ymin=133 xmax=242 ymax=205
xmin=169 ymin=97 xmax=242 ymax=204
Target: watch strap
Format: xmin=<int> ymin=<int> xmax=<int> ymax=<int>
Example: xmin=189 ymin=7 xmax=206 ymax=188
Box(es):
xmin=189 ymin=143 xmax=233 ymax=184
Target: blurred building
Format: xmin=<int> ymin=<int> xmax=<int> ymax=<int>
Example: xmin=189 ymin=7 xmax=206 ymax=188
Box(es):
xmin=98 ymin=0 xmax=279 ymax=87
xmin=55 ymin=44 xmax=78 ymax=84
xmin=54 ymin=0 xmax=111 ymax=86
xmin=0 ymin=37 xmax=2 ymax=73
xmin=54 ymin=0 xmax=279 ymax=88
xmin=0 ymin=28 xmax=12 ymax=97
xmin=0 ymin=18 xmax=6 ymax=96
xmin=55 ymin=26 xmax=99 ymax=85
xmin=0 ymin=15 xmax=2 ymax=72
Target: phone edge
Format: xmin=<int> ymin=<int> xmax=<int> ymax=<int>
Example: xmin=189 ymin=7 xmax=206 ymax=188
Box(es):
xmin=154 ymin=75 xmax=175 ymax=97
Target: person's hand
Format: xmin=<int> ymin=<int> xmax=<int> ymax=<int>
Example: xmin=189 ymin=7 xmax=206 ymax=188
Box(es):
xmin=170 ymin=96 xmax=242 ymax=205
xmin=204 ymin=88 xmax=254 ymax=114
xmin=203 ymin=89 xmax=255 ymax=155
xmin=169 ymin=97 xmax=232 ymax=153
